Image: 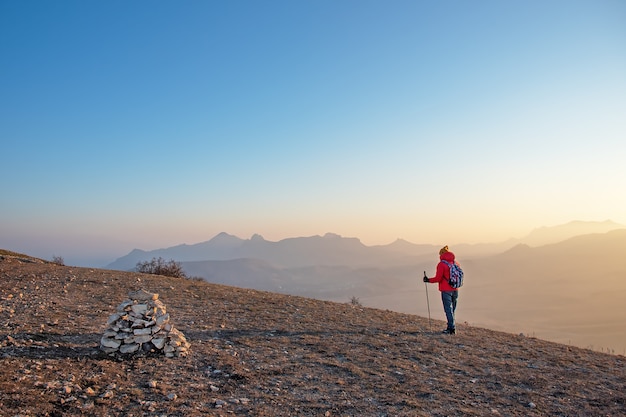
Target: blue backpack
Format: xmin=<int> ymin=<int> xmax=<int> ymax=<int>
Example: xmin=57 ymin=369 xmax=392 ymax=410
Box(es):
xmin=442 ymin=260 xmax=464 ymax=288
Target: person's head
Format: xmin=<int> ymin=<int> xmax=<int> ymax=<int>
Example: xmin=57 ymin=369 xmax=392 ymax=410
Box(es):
xmin=439 ymin=245 xmax=455 ymax=262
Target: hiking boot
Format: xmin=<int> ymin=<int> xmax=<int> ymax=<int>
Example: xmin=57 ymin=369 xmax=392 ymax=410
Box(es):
xmin=442 ymin=328 xmax=456 ymax=335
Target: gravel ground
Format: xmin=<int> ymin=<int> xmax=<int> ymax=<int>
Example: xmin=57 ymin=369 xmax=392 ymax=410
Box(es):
xmin=1 ymin=252 xmax=624 ymax=416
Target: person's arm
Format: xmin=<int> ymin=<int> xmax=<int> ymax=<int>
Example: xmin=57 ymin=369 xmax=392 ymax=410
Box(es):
xmin=432 ymin=262 xmax=447 ymax=283
xmin=425 ymin=262 xmax=446 ymax=283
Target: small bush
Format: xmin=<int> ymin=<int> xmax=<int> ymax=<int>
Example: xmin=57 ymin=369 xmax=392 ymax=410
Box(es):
xmin=136 ymin=257 xmax=187 ymax=278
xmin=350 ymin=296 xmax=362 ymax=307
xmin=189 ymin=275 xmax=205 ymax=282
xmin=51 ymin=255 xmax=65 ymax=266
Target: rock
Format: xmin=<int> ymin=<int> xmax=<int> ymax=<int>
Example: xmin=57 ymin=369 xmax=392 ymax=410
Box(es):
xmin=131 ymin=304 xmax=148 ymax=314
xmin=100 ymin=337 xmax=121 ymax=349
xmin=156 ymin=313 xmax=170 ymax=326
xmin=133 ymin=334 xmax=153 ymax=344
xmin=117 ymin=300 xmax=133 ymax=311
xmin=99 ymin=289 xmax=190 ymax=357
xmin=128 ymin=289 xmax=158 ymax=301
xmin=131 ymin=318 xmax=152 ymax=328
xmin=100 ymin=390 xmax=114 ymax=399
xmin=119 ymin=343 xmax=140 ymax=354
xmin=102 ymin=330 xmax=117 ymax=338
xmin=152 ymin=337 xmax=166 ymax=349
xmin=107 ymin=313 xmax=121 ymax=325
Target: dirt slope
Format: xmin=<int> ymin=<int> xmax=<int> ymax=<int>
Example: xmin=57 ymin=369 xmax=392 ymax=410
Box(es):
xmin=1 ymin=253 xmax=624 ymax=416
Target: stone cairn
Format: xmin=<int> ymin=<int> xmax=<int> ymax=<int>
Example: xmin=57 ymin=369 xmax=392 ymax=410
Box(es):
xmin=100 ymin=289 xmax=190 ymax=358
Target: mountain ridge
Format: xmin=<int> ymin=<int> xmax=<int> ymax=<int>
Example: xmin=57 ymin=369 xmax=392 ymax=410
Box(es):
xmin=522 ymin=219 xmax=623 ymax=246
xmin=106 ymin=220 xmax=625 ymax=271
xmin=106 ymin=232 xmax=438 ymax=271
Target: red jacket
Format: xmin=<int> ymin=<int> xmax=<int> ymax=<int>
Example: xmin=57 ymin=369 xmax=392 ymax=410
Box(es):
xmin=427 ymin=251 xmax=458 ymax=292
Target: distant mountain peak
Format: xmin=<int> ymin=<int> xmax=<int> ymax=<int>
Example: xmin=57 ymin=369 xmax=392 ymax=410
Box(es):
xmin=213 ymin=231 xmax=239 ymax=239
xmin=128 ymin=248 xmax=147 ymax=255
xmin=392 ymin=238 xmax=412 ymax=244
xmin=208 ymin=232 xmax=243 ymax=245
xmin=521 ymin=220 xmax=625 ymax=247
xmin=323 ymin=232 xmax=343 ymax=239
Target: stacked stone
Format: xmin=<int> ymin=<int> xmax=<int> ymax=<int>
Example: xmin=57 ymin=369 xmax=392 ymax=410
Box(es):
xmin=100 ymin=289 xmax=190 ymax=358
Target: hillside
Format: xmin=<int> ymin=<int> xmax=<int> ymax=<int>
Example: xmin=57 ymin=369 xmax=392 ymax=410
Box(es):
xmin=1 ymin=252 xmax=624 ymax=416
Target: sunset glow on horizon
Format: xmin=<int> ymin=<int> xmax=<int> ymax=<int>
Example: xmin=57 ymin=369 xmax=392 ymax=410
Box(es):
xmin=1 ymin=0 xmax=625 ymax=266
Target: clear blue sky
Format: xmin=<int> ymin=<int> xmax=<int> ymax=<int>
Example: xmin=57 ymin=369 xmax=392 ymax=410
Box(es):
xmin=1 ymin=0 xmax=625 ymax=266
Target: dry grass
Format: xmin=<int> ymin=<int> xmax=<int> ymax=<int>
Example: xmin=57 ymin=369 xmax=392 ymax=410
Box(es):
xmin=1 ymin=253 xmax=624 ymax=416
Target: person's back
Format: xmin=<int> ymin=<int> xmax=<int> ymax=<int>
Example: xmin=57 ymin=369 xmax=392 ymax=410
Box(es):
xmin=436 ymin=251 xmax=457 ymax=292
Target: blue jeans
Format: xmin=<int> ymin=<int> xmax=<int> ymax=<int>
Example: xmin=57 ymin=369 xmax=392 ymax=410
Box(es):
xmin=441 ymin=291 xmax=458 ymax=330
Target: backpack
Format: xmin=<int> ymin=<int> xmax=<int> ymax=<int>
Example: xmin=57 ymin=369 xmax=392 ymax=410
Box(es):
xmin=442 ymin=260 xmax=464 ymax=288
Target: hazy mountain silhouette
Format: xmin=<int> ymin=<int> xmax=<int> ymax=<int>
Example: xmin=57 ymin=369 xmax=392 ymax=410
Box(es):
xmin=106 ymin=232 xmax=440 ymax=271
xmin=107 ymin=220 xmax=625 ymax=272
xmin=451 ymin=219 xmax=624 ymax=256
xmin=517 ymin=219 xmax=624 ymax=246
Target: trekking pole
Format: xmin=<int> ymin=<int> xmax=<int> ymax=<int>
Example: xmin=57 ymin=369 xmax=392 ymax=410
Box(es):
xmin=423 ymin=271 xmax=431 ymax=332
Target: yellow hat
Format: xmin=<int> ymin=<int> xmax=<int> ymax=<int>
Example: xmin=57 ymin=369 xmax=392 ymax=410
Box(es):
xmin=439 ymin=245 xmax=449 ymax=255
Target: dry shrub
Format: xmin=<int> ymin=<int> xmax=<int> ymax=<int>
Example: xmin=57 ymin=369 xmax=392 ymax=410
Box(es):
xmin=136 ymin=257 xmax=186 ymax=278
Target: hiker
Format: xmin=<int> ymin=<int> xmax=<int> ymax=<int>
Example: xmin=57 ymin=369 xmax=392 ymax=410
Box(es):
xmin=424 ymin=245 xmax=461 ymax=334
